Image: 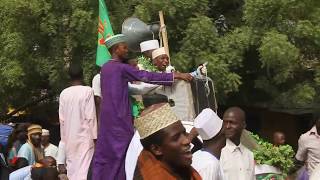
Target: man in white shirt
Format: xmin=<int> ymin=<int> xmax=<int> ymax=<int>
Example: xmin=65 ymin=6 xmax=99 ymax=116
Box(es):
xmin=92 ymin=72 xmax=102 ymax=99
xmin=9 ymin=165 xmax=32 ymax=180
xmin=220 ymin=107 xmax=255 ymax=180
xmin=9 ymin=156 xmax=56 ymax=180
xmin=295 ymin=116 xmax=320 ymax=175
xmin=192 ymin=108 xmax=226 ymax=180
xmin=41 ymin=129 xmax=58 ymax=160
xmin=56 ymin=141 xmax=68 ymax=180
xmin=310 ymin=164 xmax=320 ymax=180
xmin=92 ymin=71 xmax=102 ymax=122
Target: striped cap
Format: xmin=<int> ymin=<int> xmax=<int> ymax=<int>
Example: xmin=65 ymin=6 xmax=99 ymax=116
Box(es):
xmin=104 ymin=34 xmax=127 ymax=49
xmin=27 ymin=124 xmax=42 ymax=136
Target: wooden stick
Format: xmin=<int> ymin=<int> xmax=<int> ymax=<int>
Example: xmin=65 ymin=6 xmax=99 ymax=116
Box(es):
xmin=159 ymin=11 xmax=170 ymax=64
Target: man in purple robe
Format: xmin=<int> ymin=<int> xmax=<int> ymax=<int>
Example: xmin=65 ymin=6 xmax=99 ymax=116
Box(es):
xmin=93 ymin=34 xmax=192 ymax=180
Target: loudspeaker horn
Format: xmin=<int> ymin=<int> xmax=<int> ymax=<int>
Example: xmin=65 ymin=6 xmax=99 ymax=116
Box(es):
xmin=122 ymin=17 xmax=160 ymax=52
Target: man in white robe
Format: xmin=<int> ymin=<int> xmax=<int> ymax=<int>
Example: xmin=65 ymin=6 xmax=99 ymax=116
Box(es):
xmin=192 ymin=108 xmax=225 ymax=180
xmin=41 ymin=129 xmax=58 ymax=160
xmin=59 ymin=65 xmax=97 ymax=180
xmin=310 ymin=164 xmax=320 ymax=180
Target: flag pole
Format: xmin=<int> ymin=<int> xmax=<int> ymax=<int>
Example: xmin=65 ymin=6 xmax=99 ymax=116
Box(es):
xmin=159 ymin=11 xmax=170 ymax=65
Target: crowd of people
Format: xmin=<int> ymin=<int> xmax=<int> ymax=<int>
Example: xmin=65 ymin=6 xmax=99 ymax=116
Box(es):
xmin=1 ymin=34 xmax=320 ymax=180
xmin=0 ymin=124 xmax=59 ymax=179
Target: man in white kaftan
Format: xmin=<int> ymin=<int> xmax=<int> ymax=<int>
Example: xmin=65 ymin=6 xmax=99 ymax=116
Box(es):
xmin=41 ymin=129 xmax=58 ymax=160
xmin=59 ymin=65 xmax=97 ymax=180
xmin=192 ymin=108 xmax=225 ymax=180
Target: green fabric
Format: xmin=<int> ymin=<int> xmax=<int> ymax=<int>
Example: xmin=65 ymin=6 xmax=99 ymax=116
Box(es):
xmin=256 ymin=173 xmax=285 ymax=180
xmin=96 ymin=0 xmax=114 ymax=66
xmin=131 ymin=56 xmax=156 ymax=118
xmin=131 ymin=97 xmax=144 ymax=118
xmin=137 ymin=56 xmax=158 ymax=72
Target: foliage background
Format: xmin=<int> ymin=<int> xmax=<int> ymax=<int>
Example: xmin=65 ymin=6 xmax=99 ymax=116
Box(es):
xmin=1 ymin=0 xmax=320 ymax=117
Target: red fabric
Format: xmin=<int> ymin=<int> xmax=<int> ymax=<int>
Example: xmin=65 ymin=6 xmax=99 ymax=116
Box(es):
xmin=10 ymin=156 xmax=18 ymax=165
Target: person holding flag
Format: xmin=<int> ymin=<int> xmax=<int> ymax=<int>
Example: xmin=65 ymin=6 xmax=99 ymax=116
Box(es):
xmin=93 ymin=34 xmax=193 ymax=180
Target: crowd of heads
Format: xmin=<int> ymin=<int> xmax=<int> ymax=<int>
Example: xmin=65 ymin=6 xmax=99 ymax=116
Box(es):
xmin=0 ymin=123 xmax=58 ymax=179
xmin=134 ymin=103 xmax=251 ymax=177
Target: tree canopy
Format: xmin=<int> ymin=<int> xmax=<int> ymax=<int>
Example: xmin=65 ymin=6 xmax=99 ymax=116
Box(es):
xmin=1 ymin=0 xmax=320 ymax=117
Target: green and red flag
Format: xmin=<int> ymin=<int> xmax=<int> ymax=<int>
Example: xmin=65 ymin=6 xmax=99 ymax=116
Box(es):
xmin=96 ymin=0 xmax=114 ymax=66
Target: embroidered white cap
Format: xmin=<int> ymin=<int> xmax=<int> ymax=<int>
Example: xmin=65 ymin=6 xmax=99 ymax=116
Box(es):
xmin=140 ymin=40 xmax=159 ymax=52
xmin=104 ymin=34 xmax=126 ymax=49
xmin=194 ymin=108 xmax=223 ymax=140
xmin=152 ymin=47 xmax=166 ymax=59
xmin=135 ymin=103 xmax=179 ymax=139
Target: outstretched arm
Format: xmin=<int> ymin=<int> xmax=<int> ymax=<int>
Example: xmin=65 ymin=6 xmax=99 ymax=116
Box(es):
xmin=128 ymin=82 xmax=160 ymax=95
xmin=123 ymin=64 xmax=192 ymax=85
xmin=174 ymin=72 xmax=193 ymax=82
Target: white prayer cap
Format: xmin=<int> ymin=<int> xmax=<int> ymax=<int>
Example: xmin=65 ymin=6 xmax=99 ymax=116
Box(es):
xmin=140 ymin=40 xmax=159 ymax=52
xmin=152 ymin=47 xmax=166 ymax=60
xmin=194 ymin=108 xmax=223 ymax=140
xmin=42 ymin=129 xmax=50 ymax=136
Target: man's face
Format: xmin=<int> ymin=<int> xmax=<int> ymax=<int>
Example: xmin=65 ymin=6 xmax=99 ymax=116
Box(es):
xmin=143 ymin=50 xmax=153 ymax=59
xmin=17 ymin=130 xmax=28 ymax=142
xmin=41 ymin=135 xmax=50 ymax=146
xmin=153 ymin=54 xmax=169 ymax=72
xmin=273 ymin=132 xmax=286 ymax=146
xmin=223 ymin=111 xmax=245 ymax=141
xmin=158 ymin=121 xmax=192 ymax=168
xmin=30 ymin=133 xmax=42 ymax=147
xmin=116 ymin=43 xmax=129 ymax=59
